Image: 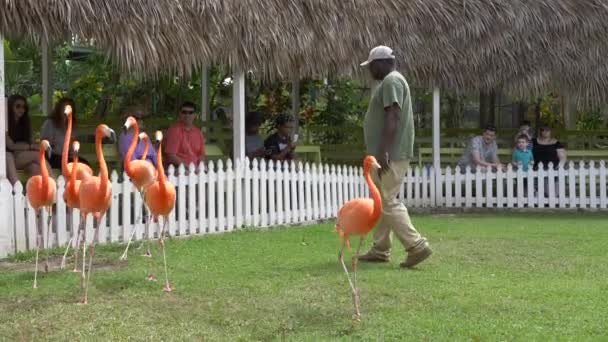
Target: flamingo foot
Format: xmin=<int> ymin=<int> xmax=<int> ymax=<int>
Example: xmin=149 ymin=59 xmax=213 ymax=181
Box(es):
xmin=162 ymin=282 xmax=174 ymax=292
xmin=33 ymin=282 xmax=38 ymax=289
xmin=142 ymin=250 xmax=152 ymax=258
xmin=352 ymin=288 xmax=361 ymax=322
xmin=72 ymin=268 xmax=81 ymax=273
xmin=146 ymin=274 xmax=157 ymax=281
xmin=77 ymin=298 xmax=88 ymax=305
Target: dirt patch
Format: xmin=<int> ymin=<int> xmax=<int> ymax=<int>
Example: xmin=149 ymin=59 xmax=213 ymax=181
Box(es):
xmin=0 ymin=255 xmax=128 ymax=272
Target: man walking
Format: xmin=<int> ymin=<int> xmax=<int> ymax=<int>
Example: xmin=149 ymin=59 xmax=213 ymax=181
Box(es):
xmin=358 ymin=46 xmax=432 ymax=268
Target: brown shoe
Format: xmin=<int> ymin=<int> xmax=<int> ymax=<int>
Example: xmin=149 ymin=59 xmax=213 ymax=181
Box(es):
xmin=357 ymin=252 xmax=389 ymax=263
xmin=400 ymin=246 xmax=432 ymax=268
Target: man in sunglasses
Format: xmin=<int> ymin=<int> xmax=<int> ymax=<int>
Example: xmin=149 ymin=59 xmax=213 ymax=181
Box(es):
xmin=164 ymin=101 xmax=206 ymax=171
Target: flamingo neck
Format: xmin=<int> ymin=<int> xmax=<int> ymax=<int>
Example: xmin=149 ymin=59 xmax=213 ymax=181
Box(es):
xmin=157 ymin=142 xmax=167 ymax=192
xmin=141 ymin=137 xmax=149 ymax=160
xmin=62 ymin=113 xmax=72 ymax=178
xmin=125 ymin=121 xmax=139 ymax=173
xmin=96 ymin=132 xmax=109 ymax=195
xmin=365 ymin=166 xmax=382 ymax=225
xmin=69 ymin=152 xmax=78 ymax=192
xmin=39 ymin=145 xmax=49 ymax=193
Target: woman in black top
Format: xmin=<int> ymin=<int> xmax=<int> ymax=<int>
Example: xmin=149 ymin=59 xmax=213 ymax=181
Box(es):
xmin=532 ymin=125 xmax=567 ymax=170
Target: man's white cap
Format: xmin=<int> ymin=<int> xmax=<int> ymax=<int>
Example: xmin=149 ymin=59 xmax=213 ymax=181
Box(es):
xmin=360 ymin=45 xmax=395 ymax=66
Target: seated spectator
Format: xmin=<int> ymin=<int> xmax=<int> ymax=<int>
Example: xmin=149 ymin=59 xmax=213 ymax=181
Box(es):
xmin=40 ymin=97 xmax=90 ymax=169
xmin=514 ymin=120 xmax=534 ymax=149
xmin=245 ymin=111 xmax=266 ymax=160
xmin=118 ymin=107 xmax=157 ymax=167
xmin=164 ymin=101 xmax=206 ymax=171
xmin=5 ymin=94 xmax=49 ymax=185
xmin=264 ymin=113 xmax=297 ymax=162
xmin=512 ymin=134 xmax=533 ymax=172
xmin=457 ymin=125 xmax=503 ymax=172
xmin=532 ymin=124 xmax=566 ymax=170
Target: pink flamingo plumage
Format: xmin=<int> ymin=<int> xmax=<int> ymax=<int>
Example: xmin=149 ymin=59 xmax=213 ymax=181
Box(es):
xmin=79 ymin=124 xmax=115 ymax=304
xmin=26 ymin=140 xmax=57 ymax=288
xmin=120 ymin=117 xmax=157 ymax=260
xmin=61 ymin=105 xmax=93 ymax=180
xmin=335 ymin=155 xmax=382 ymax=321
xmin=144 ymin=131 xmax=177 ymax=292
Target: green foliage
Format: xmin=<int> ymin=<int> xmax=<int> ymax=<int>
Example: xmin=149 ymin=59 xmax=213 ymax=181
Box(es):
xmin=576 ymin=110 xmax=605 ymax=130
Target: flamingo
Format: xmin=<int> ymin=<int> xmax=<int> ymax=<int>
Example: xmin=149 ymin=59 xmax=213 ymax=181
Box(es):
xmin=59 ymin=105 xmax=92 ymax=271
xmin=79 ymin=124 xmax=115 ymax=304
xmin=140 ymin=132 xmax=150 ymax=161
xmin=120 ymin=117 xmax=157 ymax=260
xmin=26 ymin=140 xmax=57 ymax=288
xmin=59 ymin=141 xmax=87 ymax=281
xmin=335 ymin=155 xmax=382 ymax=321
xmin=61 ymin=105 xmax=93 ymax=180
xmin=144 ymin=131 xmax=176 ymax=292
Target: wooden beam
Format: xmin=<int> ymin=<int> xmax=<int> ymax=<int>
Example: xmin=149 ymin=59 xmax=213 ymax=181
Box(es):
xmin=41 ymin=39 xmax=52 ymax=116
xmin=232 ymin=71 xmax=246 ymax=162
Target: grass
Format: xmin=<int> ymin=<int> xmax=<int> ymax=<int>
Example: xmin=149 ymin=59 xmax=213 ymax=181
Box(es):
xmin=0 ymin=213 xmax=607 ymax=341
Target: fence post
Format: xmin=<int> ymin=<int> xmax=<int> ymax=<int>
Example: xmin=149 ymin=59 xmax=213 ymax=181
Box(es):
xmin=0 ymin=179 xmax=14 ymax=257
xmin=432 ymin=86 xmax=441 ymax=207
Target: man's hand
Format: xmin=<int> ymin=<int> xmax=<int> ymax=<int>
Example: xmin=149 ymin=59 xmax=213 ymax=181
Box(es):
xmin=378 ymin=152 xmax=390 ymax=178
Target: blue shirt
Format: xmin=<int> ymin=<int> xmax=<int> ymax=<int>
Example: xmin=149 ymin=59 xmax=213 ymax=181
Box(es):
xmin=512 ymin=148 xmax=533 ymax=171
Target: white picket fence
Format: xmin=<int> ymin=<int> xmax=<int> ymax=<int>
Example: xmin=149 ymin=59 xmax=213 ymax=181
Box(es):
xmin=0 ymin=158 xmax=607 ymax=257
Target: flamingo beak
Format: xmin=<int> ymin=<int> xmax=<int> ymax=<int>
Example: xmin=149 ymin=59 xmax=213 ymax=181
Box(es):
xmin=372 ymin=160 xmax=381 ymax=169
xmin=108 ymin=128 xmax=117 ymax=143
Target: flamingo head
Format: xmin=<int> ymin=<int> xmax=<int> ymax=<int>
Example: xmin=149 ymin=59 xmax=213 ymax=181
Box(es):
xmin=363 ymin=155 xmax=381 ymax=171
xmin=64 ymin=105 xmax=73 ymax=117
xmin=138 ymin=132 xmax=148 ymax=142
xmin=154 ymin=130 xmax=163 ymax=143
xmin=40 ymin=140 xmax=52 ymax=160
xmin=72 ymin=140 xmax=80 ymax=154
xmin=97 ymin=124 xmax=117 ymax=143
xmin=123 ymin=116 xmax=138 ymax=132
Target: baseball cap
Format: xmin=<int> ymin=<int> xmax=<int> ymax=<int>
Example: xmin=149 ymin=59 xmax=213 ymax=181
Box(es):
xmin=360 ymin=45 xmax=395 ymax=66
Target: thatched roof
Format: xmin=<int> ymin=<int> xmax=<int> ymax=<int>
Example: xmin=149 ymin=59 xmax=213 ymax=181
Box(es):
xmin=2 ymin=0 xmax=608 ymax=106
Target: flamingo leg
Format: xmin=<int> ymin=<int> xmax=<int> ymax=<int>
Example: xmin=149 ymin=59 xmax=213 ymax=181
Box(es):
xmin=159 ymin=216 xmax=173 ymax=292
xmin=82 ymin=213 xmax=103 ymax=304
xmin=61 ymin=208 xmax=77 ymax=270
xmin=351 ymin=236 xmax=364 ymax=321
xmin=80 ymin=214 xmax=87 ymax=289
xmin=142 ymin=205 xmax=152 ymax=257
xmin=120 ymin=191 xmax=146 ymax=260
xmin=33 ymin=209 xmax=42 ymax=289
xmin=44 ymin=206 xmax=53 ymax=273
xmin=72 ymin=217 xmax=86 ymax=273
xmin=338 ymin=241 xmax=360 ymax=320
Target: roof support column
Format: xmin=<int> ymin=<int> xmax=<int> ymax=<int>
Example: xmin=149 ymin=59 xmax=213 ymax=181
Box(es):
xmin=201 ymin=65 xmax=210 ymax=123
xmin=0 ymin=34 xmax=7 ymax=179
xmin=291 ymin=78 xmax=300 ymax=132
xmin=432 ymin=86 xmax=441 ymax=206
xmin=232 ymin=71 xmax=246 ymax=162
xmin=41 ymin=39 xmax=52 ymax=116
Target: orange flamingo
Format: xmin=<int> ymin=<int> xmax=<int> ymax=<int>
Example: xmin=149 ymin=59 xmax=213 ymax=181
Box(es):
xmin=26 ymin=140 xmax=57 ymax=288
xmin=62 ymin=105 xmax=93 ymax=180
xmin=335 ymin=155 xmax=382 ymax=321
xmin=79 ymin=124 xmax=115 ymax=304
xmin=140 ymin=132 xmax=150 ymax=161
xmin=144 ymin=131 xmax=176 ymax=292
xmin=120 ymin=117 xmax=157 ymax=260
xmin=59 ymin=105 xmax=92 ymax=271
xmin=60 ymin=141 xmax=87 ymax=275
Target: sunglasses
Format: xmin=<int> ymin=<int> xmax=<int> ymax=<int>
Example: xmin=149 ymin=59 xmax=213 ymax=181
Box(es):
xmin=181 ymin=110 xmax=195 ymax=115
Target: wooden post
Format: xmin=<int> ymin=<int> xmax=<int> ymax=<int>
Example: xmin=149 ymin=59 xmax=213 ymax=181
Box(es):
xmin=432 ymin=86 xmax=441 ymax=206
xmin=0 ymin=33 xmax=7 ymax=179
xmin=41 ymin=39 xmax=52 ymax=116
xmin=233 ymin=71 xmax=246 ymax=162
xmin=201 ymin=65 xmax=210 ymax=123
xmin=291 ymin=78 xmax=300 ymax=132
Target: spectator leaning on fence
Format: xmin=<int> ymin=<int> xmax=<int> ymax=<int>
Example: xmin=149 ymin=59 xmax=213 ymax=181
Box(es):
xmin=245 ymin=111 xmax=266 ymax=160
xmin=532 ymin=124 xmax=566 ymax=170
xmin=457 ymin=125 xmax=503 ymax=172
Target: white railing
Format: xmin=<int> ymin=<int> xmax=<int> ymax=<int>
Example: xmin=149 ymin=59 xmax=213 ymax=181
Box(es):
xmin=0 ymin=159 xmax=607 ymax=257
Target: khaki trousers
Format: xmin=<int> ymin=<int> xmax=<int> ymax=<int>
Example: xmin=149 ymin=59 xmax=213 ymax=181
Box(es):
xmin=368 ymin=160 xmax=427 ymax=258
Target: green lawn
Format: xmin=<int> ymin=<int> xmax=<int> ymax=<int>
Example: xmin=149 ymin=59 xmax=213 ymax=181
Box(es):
xmin=1 ymin=213 xmax=607 ymax=341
